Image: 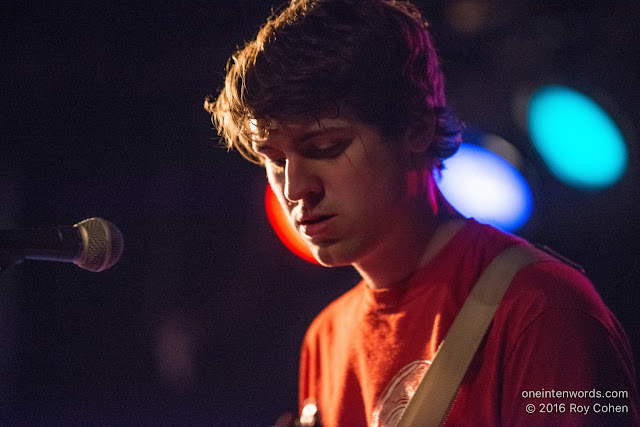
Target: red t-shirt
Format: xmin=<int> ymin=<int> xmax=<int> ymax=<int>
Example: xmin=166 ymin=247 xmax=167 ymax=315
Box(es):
xmin=299 ymin=219 xmax=639 ymax=426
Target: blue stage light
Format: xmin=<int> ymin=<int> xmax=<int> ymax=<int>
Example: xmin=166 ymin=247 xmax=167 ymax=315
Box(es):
xmin=528 ymin=85 xmax=627 ymax=190
xmin=437 ymin=142 xmax=533 ymax=232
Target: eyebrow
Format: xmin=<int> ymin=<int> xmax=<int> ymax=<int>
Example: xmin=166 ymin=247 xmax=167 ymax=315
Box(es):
xmin=253 ymin=125 xmax=353 ymax=152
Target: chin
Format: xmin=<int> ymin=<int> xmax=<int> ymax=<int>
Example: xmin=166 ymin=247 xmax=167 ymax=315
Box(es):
xmin=310 ymin=242 xmax=361 ymax=268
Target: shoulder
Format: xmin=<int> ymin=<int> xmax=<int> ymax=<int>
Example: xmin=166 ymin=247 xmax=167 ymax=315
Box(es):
xmin=461 ymin=220 xmax=614 ymax=324
xmin=492 ymin=244 xmax=630 ymax=357
xmin=501 ymin=252 xmax=616 ymax=331
xmin=495 ymin=247 xmax=637 ymax=389
xmin=488 ymin=248 xmax=639 ymax=423
xmin=484 ymin=240 xmax=637 ymax=383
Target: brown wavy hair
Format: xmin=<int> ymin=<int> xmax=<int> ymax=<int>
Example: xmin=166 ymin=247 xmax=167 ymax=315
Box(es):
xmin=205 ymin=0 xmax=462 ymax=168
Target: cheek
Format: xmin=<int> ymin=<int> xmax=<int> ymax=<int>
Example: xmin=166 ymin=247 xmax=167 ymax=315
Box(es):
xmin=266 ymin=174 xmax=291 ymax=214
xmin=266 ymin=170 xmax=283 ymax=193
xmin=349 ymin=155 xmax=406 ymax=202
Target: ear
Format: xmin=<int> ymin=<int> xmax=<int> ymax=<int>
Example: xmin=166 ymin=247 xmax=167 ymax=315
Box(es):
xmin=404 ymin=113 xmax=436 ymax=155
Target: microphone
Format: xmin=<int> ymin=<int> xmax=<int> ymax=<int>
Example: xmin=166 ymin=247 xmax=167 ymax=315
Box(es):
xmin=0 ymin=217 xmax=124 ymax=272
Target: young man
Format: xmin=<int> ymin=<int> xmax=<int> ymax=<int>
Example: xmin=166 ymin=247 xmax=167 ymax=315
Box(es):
xmin=206 ymin=0 xmax=639 ymax=425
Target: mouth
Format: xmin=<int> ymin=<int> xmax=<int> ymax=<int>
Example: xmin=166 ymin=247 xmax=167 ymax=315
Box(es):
xmin=299 ymin=215 xmax=334 ymax=226
xmin=298 ymin=215 xmax=336 ymax=238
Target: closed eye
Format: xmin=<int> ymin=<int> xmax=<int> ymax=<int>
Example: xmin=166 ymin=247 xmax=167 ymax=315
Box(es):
xmin=303 ymin=140 xmax=350 ymax=160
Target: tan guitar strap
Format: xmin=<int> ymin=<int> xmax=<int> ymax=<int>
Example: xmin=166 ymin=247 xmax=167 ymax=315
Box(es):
xmin=396 ymin=244 xmax=554 ymax=427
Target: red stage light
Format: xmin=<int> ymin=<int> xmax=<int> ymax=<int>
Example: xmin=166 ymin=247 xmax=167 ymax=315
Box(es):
xmin=264 ymin=185 xmax=319 ymax=265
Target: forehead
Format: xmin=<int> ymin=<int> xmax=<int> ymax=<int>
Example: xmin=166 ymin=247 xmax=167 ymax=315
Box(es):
xmin=250 ymin=114 xmax=362 ymax=149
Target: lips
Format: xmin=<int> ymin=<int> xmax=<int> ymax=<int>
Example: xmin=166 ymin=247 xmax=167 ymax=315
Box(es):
xmin=299 ymin=215 xmax=333 ymax=225
xmin=297 ymin=214 xmax=336 ymax=238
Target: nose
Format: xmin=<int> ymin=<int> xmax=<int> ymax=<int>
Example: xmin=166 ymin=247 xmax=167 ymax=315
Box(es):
xmin=284 ymin=157 xmax=323 ymax=203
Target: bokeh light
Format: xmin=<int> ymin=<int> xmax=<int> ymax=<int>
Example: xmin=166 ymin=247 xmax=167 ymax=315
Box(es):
xmin=437 ymin=142 xmax=533 ymax=231
xmin=528 ymin=85 xmax=628 ymax=190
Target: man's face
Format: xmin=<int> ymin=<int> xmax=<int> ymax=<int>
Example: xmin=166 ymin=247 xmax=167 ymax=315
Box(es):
xmin=252 ymin=114 xmax=415 ymax=267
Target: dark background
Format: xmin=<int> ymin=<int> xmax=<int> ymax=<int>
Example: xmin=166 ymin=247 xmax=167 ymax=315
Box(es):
xmin=1 ymin=0 xmax=638 ymax=424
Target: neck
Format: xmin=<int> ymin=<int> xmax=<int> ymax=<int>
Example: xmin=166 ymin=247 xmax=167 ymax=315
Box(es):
xmin=353 ymin=171 xmax=464 ymax=290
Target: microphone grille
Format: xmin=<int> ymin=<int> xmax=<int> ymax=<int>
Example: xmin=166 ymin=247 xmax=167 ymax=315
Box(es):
xmin=74 ymin=217 xmax=124 ymax=272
